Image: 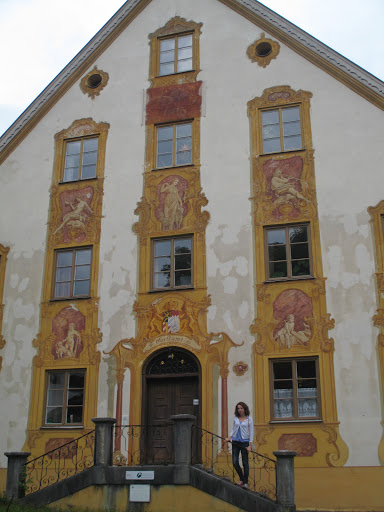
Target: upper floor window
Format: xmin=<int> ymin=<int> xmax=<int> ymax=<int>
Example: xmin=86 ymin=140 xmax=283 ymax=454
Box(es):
xmin=63 ymin=137 xmax=99 ymax=182
xmin=53 ymin=247 xmax=92 ymax=299
xmin=44 ymin=370 xmax=85 ymax=425
xmin=152 ymin=236 xmax=193 ymax=290
xmin=265 ymin=224 xmax=311 ymax=280
xmin=261 ymin=106 xmax=302 ymax=153
xmin=156 ymin=122 xmax=192 ymax=168
xmin=159 ymin=34 xmax=193 ymax=76
xmin=270 ymin=358 xmax=321 ymax=421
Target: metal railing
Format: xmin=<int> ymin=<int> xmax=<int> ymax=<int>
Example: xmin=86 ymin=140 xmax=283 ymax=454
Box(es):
xmin=113 ymin=423 xmax=174 ymax=466
xmin=192 ymin=426 xmax=276 ymax=501
xmin=23 ymin=430 xmax=95 ymax=495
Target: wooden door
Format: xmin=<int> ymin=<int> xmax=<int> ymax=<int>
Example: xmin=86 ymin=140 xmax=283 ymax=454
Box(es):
xmin=146 ymin=376 xmax=199 ymax=463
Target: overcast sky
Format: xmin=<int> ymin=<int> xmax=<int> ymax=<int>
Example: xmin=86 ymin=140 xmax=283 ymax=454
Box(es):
xmin=1 ymin=0 xmax=383 ymax=137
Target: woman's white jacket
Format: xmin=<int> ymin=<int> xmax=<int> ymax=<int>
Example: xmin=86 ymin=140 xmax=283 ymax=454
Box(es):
xmin=229 ymin=416 xmax=254 ymax=442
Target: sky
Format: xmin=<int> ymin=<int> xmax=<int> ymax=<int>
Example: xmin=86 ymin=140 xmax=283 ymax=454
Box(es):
xmin=0 ymin=0 xmax=383 ymax=137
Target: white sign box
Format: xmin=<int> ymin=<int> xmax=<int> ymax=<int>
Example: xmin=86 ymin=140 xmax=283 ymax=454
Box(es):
xmin=126 ymin=470 xmax=155 ymax=480
xmin=129 ymin=484 xmax=151 ymax=502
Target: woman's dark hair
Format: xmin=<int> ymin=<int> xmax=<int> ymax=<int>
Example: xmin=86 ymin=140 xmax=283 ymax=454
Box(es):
xmin=234 ymin=401 xmax=250 ymax=417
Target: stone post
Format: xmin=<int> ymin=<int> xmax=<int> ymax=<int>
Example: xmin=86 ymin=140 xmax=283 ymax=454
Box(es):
xmin=92 ymin=417 xmax=116 ymax=467
xmin=171 ymin=414 xmax=195 ymax=484
xmin=273 ymin=450 xmax=297 ymax=511
xmin=4 ymin=452 xmax=31 ymax=499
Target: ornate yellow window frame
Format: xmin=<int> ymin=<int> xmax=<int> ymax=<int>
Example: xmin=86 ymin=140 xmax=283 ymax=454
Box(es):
xmin=0 ymin=244 xmax=10 ymax=371
xmin=368 ymin=200 xmax=384 ymax=463
xmin=248 ymin=86 xmax=348 ymax=467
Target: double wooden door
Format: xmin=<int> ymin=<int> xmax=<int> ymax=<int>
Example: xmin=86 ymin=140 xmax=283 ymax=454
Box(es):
xmin=145 ymin=375 xmax=200 ymax=463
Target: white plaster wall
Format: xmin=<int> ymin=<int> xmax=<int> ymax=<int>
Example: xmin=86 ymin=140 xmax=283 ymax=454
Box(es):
xmin=1 ymin=0 xmax=383 ymax=468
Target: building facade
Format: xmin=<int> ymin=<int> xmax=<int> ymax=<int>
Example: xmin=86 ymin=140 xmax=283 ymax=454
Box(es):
xmin=1 ymin=0 xmax=384 ymax=509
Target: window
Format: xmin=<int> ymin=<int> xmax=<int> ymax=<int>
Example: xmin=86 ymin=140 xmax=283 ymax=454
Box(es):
xmin=152 ymin=236 xmax=193 ymax=290
xmin=265 ymin=224 xmax=311 ymax=280
xmin=53 ymin=247 xmax=92 ymax=299
xmin=270 ymin=358 xmax=320 ymax=421
xmin=156 ymin=122 xmax=192 ymax=168
xmin=63 ymin=137 xmax=99 ymax=182
xmin=159 ymin=34 xmax=193 ymax=76
xmin=45 ymin=370 xmax=85 ymax=425
xmin=261 ymin=106 xmax=302 ymax=153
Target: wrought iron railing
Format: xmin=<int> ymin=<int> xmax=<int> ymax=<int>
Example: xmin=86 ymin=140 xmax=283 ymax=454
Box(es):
xmin=23 ymin=430 xmax=95 ymax=495
xmin=113 ymin=423 xmax=174 ymax=466
xmin=192 ymin=426 xmax=276 ymax=501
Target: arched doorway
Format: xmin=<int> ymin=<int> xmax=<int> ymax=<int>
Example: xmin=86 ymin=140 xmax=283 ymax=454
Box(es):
xmin=142 ymin=347 xmax=201 ymax=464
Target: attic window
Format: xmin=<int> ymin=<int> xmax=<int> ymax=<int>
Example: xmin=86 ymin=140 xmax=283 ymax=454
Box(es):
xmin=80 ymin=66 xmax=109 ymax=99
xmin=247 ymin=33 xmax=280 ymax=68
xmin=256 ymin=42 xmax=272 ymax=57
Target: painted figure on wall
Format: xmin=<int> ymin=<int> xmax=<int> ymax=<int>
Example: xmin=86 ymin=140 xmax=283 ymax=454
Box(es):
xmin=271 ymin=169 xmax=309 ymax=205
xmin=51 ymin=307 xmax=85 ymax=359
xmin=54 ymin=187 xmax=94 ymax=242
xmin=273 ymin=289 xmax=313 ymax=348
xmin=156 ymin=176 xmax=188 ymax=230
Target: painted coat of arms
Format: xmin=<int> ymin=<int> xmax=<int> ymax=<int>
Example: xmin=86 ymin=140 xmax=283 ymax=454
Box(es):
xmin=162 ymin=310 xmax=180 ymax=333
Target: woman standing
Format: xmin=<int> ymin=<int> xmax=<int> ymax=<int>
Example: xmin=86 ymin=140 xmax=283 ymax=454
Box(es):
xmin=226 ymin=402 xmax=254 ymax=489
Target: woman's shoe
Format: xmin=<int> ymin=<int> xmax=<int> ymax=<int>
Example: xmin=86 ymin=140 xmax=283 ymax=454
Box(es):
xmin=243 ymin=484 xmax=248 ymax=489
xmin=237 ymin=481 xmax=244 ymax=487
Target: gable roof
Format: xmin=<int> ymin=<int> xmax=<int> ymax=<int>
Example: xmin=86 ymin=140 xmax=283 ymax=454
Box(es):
xmin=1 ymin=0 xmax=383 ymax=163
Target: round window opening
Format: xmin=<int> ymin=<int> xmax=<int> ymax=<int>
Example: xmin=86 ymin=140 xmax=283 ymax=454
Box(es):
xmin=87 ymin=73 xmax=102 ymax=89
xmin=256 ymin=41 xmax=272 ymax=57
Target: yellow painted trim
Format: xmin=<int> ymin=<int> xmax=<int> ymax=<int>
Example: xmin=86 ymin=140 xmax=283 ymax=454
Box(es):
xmin=368 ymin=200 xmax=384 ymax=463
xmin=248 ymin=86 xmax=348 ymax=467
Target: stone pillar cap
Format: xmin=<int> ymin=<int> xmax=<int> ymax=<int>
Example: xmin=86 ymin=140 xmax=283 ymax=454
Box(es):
xmin=92 ymin=417 xmax=117 ymax=424
xmin=273 ymin=450 xmax=297 ymax=457
xmin=4 ymin=452 xmax=31 ymax=457
xmin=171 ymin=414 xmax=196 ymax=421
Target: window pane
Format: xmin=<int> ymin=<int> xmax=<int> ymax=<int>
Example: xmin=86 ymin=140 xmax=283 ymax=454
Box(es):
xmin=63 ymin=167 xmax=79 ymax=182
xmin=274 ymin=385 xmax=293 ymax=398
xmin=69 ymin=372 xmax=85 ymax=388
xmin=291 ymin=243 xmax=309 ymax=260
xmin=269 ymin=245 xmax=286 ymax=262
xmin=175 ymin=269 xmax=192 ymax=286
xmin=297 ymin=360 xmax=316 ymax=379
xmin=292 ymin=259 xmax=310 ymax=276
xmin=289 ymin=226 xmax=307 ymax=243
xmin=176 ymin=123 xmax=192 ymax=138
xmin=157 ymin=153 xmax=173 ymax=168
xmin=176 ymin=136 xmax=192 ymax=153
xmin=67 ymin=407 xmax=83 ymax=423
xmin=177 ymin=59 xmax=193 ymax=72
xmin=157 ymin=126 xmax=173 ymax=141
xmin=262 ymin=110 xmax=279 ymax=125
xmin=159 ymin=62 xmax=175 ymax=76
xmin=284 ymin=135 xmax=302 ymax=151
xmin=175 ymin=253 xmax=191 ymax=270
xmin=282 ymin=106 xmax=300 ymax=123
xmin=76 ymin=249 xmax=92 ymax=265
xmin=176 ymin=150 xmax=192 ymax=165
xmin=56 ymin=267 xmax=72 ymax=282
xmin=74 ymin=264 xmax=91 ymax=280
xmin=178 ymin=47 xmax=192 ymax=60
xmin=160 ymin=50 xmax=175 ymax=64
xmin=298 ymin=398 xmax=318 ymax=417
xmin=81 ymin=164 xmax=97 ymax=179
xmin=267 ymin=229 xmax=286 ymax=245
xmin=65 ymin=154 xmax=80 ymax=168
xmin=47 ymin=389 xmax=64 ymax=407
xmin=175 ymin=238 xmax=192 ymax=253
xmin=263 ymin=124 xmax=280 ymax=140
xmin=57 ymin=251 xmax=73 ymax=267
xmin=46 ymin=407 xmax=63 ymax=424
xmin=178 ymin=34 xmax=192 ymax=49
xmin=274 ymin=400 xmax=293 ymax=418
xmin=66 ymin=140 xmax=81 ymax=155
xmin=298 ymin=382 xmax=317 ymax=396
xmin=263 ymin=138 xmax=281 ymax=153
xmin=68 ymin=390 xmax=84 ymax=406
xmin=154 ymin=256 xmax=171 ymax=272
xmin=283 ymin=121 xmax=301 ymax=137
xmin=83 ymin=138 xmax=98 ymax=152
xmin=158 ymin=140 xmax=173 ymax=155
xmin=82 ymin=151 xmax=97 ymax=165
xmin=160 ymin=38 xmax=175 ymax=51
xmin=73 ymin=280 xmax=90 ymax=296
xmin=269 ymin=261 xmax=287 ymax=278
xmin=154 ymin=273 xmax=171 ymax=288
xmin=274 ymin=362 xmax=292 ymax=380
xmin=154 ymin=240 xmax=171 ymax=257
xmin=55 ymin=282 xmax=71 ymax=298
xmin=49 ymin=373 xmax=65 ymax=388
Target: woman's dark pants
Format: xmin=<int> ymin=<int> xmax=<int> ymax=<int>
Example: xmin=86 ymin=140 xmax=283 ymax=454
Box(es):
xmin=232 ymin=442 xmax=249 ymax=484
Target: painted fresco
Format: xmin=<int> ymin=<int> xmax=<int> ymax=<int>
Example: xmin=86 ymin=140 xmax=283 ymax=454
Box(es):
xmin=54 ymin=187 xmax=94 ymax=243
xmin=146 ymin=82 xmax=202 ymax=124
xmin=51 ymin=307 xmax=85 ymax=359
xmin=273 ymin=289 xmax=312 ymax=348
xmin=155 ymin=175 xmax=188 ymax=230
